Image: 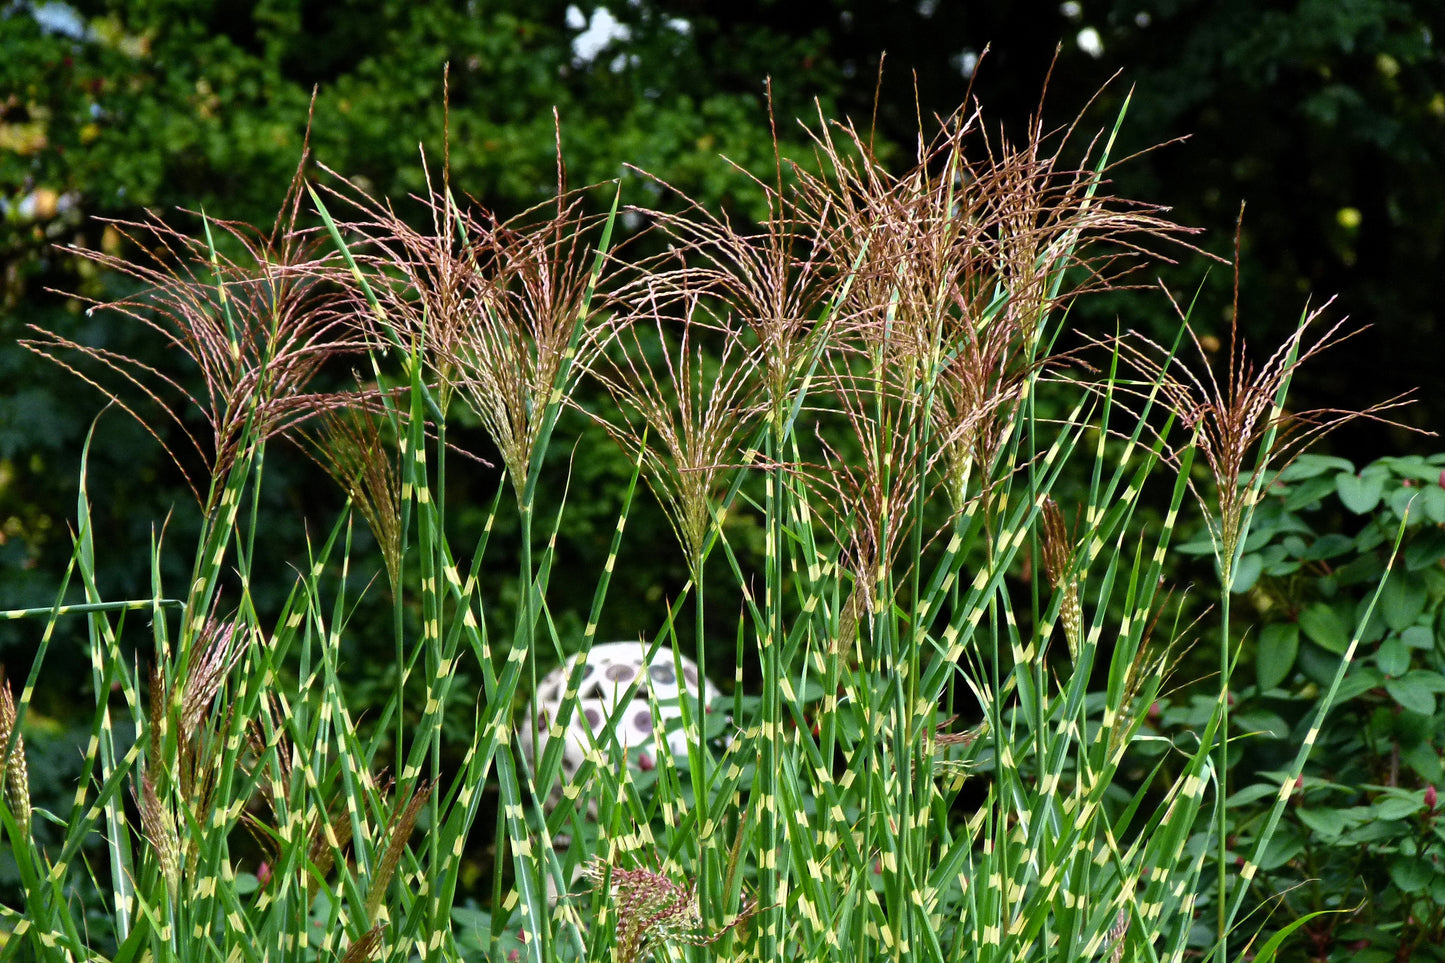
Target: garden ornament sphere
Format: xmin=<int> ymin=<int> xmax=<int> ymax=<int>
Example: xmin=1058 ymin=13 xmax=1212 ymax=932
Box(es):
xmin=519 ymin=642 xmax=721 ymax=802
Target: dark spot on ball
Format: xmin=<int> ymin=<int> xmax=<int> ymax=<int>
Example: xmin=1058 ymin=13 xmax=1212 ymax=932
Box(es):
xmin=606 ymin=663 xmax=634 ymax=682
xmin=649 ymin=663 xmax=676 ymax=685
xmin=633 ymin=710 xmax=654 ymax=733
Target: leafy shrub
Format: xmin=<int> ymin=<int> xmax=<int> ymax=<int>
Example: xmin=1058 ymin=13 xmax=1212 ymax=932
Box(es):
xmin=1186 ymin=453 xmax=1445 ymax=961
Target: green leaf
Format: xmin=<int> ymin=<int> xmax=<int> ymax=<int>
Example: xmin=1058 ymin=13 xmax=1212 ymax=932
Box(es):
xmin=1416 ymin=737 xmax=1445 ymax=786
xmin=1226 ymin=782 xmax=1283 ymax=806
xmin=1279 ymin=454 xmax=1354 ymax=482
xmin=1296 ymin=807 xmax=1348 ymax=838
xmin=1424 ymin=485 xmax=1445 ymax=524
xmin=1338 ymin=552 xmax=1389 ymax=589
xmin=1390 ymin=856 xmax=1433 ymax=894
xmin=1379 ymin=455 xmax=1436 ymax=481
xmin=1404 ymin=741 xmax=1445 ymax=783
xmin=1299 ymin=533 xmax=1354 ymax=561
xmin=1334 ymin=664 xmax=1383 ymax=702
xmin=1299 ymin=603 xmax=1350 ymax=654
xmin=1336 ymin=471 xmax=1385 ymax=514
xmin=1259 ymin=543 xmax=1301 ymax=576
xmin=1233 ymin=709 xmax=1290 ymax=739
xmin=1402 ymin=625 xmax=1434 ymax=649
xmin=1257 ymin=622 xmax=1300 ymax=690
xmin=1373 ymin=795 xmax=1425 ymax=820
xmin=1351 ymin=594 xmax=1390 ymax=646
xmin=1248 ymin=908 xmax=1351 ymax=963
xmin=1376 ymin=634 xmax=1411 ymax=676
xmin=1381 ymin=572 xmax=1428 ymax=631
xmin=1406 ymin=669 xmax=1445 ymax=693
xmin=1355 ymin=523 xmax=1389 ymax=553
xmin=1243 ymin=524 xmax=1281 ymax=552
xmin=1347 ymin=951 xmax=1398 ymax=963
xmin=1283 ymin=474 xmax=1337 ymax=510
xmin=1389 ymin=484 xmax=1419 ymax=519
xmin=1254 ymin=831 xmax=1304 ymax=871
xmin=1174 ymin=536 xmax=1218 ymax=556
xmin=1231 ymin=552 xmax=1264 ymax=593
xmin=1405 ymin=527 xmax=1445 ymax=571
xmin=1384 ymin=674 xmax=1437 ymax=716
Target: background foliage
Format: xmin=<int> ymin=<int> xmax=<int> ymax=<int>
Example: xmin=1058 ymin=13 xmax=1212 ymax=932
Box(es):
xmin=4 ymin=0 xmax=1442 ymax=591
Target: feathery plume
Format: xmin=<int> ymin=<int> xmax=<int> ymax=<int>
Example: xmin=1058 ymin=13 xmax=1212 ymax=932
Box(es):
xmin=24 ymin=160 xmax=371 ymax=507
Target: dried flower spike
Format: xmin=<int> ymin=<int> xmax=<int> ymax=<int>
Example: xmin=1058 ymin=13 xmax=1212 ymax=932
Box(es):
xmin=1040 ymin=497 xmax=1084 ymax=659
xmin=583 ymin=856 xmax=756 ymax=963
xmin=0 ymin=670 xmax=32 ymax=834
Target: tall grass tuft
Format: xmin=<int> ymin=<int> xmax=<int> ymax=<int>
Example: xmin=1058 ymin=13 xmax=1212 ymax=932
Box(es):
xmin=0 ymin=87 xmax=1405 ymax=963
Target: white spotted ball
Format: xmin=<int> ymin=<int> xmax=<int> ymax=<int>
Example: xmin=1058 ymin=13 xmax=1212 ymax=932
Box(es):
xmin=519 ymin=642 xmax=720 ymax=794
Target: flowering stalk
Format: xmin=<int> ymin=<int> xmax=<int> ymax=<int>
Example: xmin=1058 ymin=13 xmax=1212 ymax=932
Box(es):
xmin=0 ymin=671 xmax=31 ymax=835
xmin=583 ymin=856 xmax=756 ymax=963
xmin=1111 ymin=226 xmax=1413 ymax=952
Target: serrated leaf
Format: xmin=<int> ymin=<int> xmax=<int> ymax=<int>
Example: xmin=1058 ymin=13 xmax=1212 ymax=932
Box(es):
xmin=1336 ymin=471 xmax=1385 ymax=514
xmin=1257 ymin=622 xmax=1299 ymax=690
